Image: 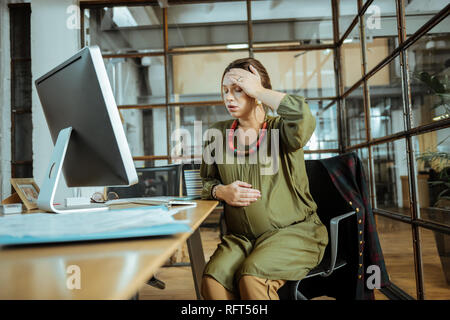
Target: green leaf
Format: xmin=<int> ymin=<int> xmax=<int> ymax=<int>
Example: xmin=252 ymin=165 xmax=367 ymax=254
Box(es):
xmin=431 ymin=77 xmax=446 ymax=93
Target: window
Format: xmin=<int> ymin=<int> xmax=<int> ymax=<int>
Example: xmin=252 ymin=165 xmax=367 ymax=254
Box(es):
xmin=342 ymin=0 xmax=450 ymax=299
xmin=81 ymin=0 xmax=340 ymax=168
xmin=80 ymin=0 xmax=450 ymax=300
xmin=9 ymin=3 xmax=32 ymax=181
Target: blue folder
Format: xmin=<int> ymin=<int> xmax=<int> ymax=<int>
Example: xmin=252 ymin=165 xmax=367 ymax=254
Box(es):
xmin=0 ymin=205 xmax=191 ymax=246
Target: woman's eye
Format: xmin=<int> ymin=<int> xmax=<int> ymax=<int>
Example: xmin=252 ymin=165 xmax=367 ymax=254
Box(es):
xmin=235 ymin=87 xmax=242 ymax=92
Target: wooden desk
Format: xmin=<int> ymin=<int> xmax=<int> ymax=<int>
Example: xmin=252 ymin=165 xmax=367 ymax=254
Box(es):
xmin=0 ymin=200 xmax=218 ymax=299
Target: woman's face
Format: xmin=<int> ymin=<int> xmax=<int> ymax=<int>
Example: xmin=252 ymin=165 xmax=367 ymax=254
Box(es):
xmin=222 ymin=71 xmax=254 ymax=118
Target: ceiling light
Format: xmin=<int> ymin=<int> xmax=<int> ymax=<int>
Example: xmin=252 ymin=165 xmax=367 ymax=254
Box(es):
xmin=113 ymin=7 xmax=137 ymax=27
xmin=226 ymin=44 xmax=248 ymax=50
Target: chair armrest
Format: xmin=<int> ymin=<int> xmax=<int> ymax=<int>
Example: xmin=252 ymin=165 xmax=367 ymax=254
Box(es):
xmin=321 ymin=210 xmax=356 ymax=277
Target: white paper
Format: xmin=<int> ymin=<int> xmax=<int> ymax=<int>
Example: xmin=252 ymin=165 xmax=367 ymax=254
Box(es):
xmin=0 ymin=206 xmax=189 ymax=238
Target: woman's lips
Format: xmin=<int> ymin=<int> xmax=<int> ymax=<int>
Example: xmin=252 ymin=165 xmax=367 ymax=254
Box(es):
xmin=227 ymin=105 xmax=238 ymax=112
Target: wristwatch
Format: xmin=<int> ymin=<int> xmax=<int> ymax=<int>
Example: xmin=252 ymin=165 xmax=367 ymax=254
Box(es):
xmin=212 ymin=184 xmax=222 ymax=200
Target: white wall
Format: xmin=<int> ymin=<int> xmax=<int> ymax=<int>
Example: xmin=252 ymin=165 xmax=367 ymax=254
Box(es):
xmin=31 ymin=0 xmax=80 ymax=202
xmin=0 ymin=0 xmax=12 ymax=200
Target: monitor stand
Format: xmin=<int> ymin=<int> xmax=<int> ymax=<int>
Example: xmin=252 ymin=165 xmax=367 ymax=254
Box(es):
xmin=37 ymin=127 xmax=109 ymax=214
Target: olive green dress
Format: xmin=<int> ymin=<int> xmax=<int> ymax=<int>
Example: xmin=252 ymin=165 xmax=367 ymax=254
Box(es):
xmin=200 ymin=94 xmax=329 ymax=294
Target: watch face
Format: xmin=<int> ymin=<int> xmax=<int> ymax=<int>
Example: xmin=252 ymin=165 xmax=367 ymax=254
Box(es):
xmin=91 ymin=192 xmax=105 ymax=203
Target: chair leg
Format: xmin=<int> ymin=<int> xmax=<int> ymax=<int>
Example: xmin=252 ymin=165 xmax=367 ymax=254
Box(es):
xmin=296 ymin=290 xmax=308 ymax=300
xmin=147 ymin=276 xmax=166 ymax=290
xmin=292 ymin=280 xmax=308 ymax=300
xmin=130 ymin=292 xmax=139 ymax=300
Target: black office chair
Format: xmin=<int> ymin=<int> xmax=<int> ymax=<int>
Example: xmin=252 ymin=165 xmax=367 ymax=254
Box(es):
xmin=108 ymin=164 xmax=183 ymax=199
xmin=278 ymin=159 xmax=358 ymax=300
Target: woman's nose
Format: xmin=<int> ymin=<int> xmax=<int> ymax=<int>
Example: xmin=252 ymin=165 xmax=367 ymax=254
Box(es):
xmin=225 ymin=92 xmax=234 ymax=101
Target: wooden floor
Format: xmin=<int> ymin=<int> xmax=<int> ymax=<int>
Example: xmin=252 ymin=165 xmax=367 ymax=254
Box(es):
xmin=137 ymin=213 xmax=450 ymax=300
xmin=376 ymin=215 xmax=450 ymax=300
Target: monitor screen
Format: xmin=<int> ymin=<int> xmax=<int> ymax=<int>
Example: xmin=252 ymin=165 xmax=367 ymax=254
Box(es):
xmin=35 ymin=46 xmax=138 ymax=188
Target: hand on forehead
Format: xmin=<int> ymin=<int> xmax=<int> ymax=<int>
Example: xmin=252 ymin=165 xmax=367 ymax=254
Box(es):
xmin=224 ymin=66 xmax=261 ymax=84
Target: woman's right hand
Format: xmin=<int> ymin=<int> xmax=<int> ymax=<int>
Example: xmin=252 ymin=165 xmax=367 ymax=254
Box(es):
xmin=215 ymin=181 xmax=261 ymax=207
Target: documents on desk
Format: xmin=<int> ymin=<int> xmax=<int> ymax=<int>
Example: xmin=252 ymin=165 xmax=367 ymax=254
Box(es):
xmin=0 ymin=205 xmax=192 ymax=246
xmin=106 ymin=196 xmax=198 ymax=208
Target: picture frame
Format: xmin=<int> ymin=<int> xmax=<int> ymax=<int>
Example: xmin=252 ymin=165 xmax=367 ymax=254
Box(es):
xmin=10 ymin=178 xmax=40 ymax=211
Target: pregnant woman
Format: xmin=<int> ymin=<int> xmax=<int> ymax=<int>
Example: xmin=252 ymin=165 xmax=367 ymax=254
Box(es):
xmin=200 ymin=57 xmax=328 ymax=300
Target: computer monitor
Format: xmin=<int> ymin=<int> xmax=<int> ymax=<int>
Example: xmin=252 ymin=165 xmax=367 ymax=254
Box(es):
xmin=35 ymin=46 xmax=138 ymax=213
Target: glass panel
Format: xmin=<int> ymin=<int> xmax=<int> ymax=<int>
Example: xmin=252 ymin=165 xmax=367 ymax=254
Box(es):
xmin=255 ymin=49 xmax=336 ymax=98
xmin=169 ymin=104 xmax=230 ymax=162
xmin=364 ymin=0 xmax=399 ymax=70
xmin=414 ymin=127 xmax=450 ymax=226
xmin=405 ymin=1 xmax=449 ymax=37
xmin=376 ymin=215 xmax=417 ymax=299
xmin=252 ymin=0 xmax=333 ymax=46
xmin=84 ymin=6 xmax=164 ymax=54
xmin=103 ymin=56 xmax=166 ymax=106
xmin=13 ymin=113 xmax=32 ymax=162
xmin=341 ymin=22 xmax=363 ymax=91
xmin=135 ymin=159 xmax=169 ymax=168
xmin=368 ymin=55 xmax=404 ymax=139
xmin=304 ymin=100 xmax=339 ymax=150
xmin=357 ymin=147 xmax=371 ymax=197
xmin=420 ymin=227 xmax=450 ymax=299
xmin=408 ymin=17 xmax=450 ymax=128
xmin=12 ymin=60 xmax=32 ymax=111
xmin=304 ymin=153 xmax=338 ymax=160
xmin=120 ymin=108 xmax=168 ymax=168
xmin=12 ymin=164 xmax=33 ymax=179
xmin=372 ymin=139 xmax=411 ymax=216
xmin=339 ymin=0 xmax=358 ymax=38
xmin=168 ymin=1 xmax=247 ymax=49
xmin=170 ymin=52 xmax=249 ymax=103
xmin=9 ymin=5 xmax=30 ymax=59
xmin=344 ymin=84 xmax=365 ymax=146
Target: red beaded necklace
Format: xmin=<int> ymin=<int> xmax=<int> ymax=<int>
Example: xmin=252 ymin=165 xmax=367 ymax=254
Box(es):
xmin=228 ymin=120 xmax=268 ymax=155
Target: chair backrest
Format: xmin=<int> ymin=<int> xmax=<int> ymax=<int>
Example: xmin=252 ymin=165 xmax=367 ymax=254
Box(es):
xmin=181 ymin=163 xmax=202 ymax=197
xmin=305 ymin=159 xmax=357 ymax=265
xmin=305 ymin=160 xmax=352 ymax=225
xmin=107 ymin=164 xmax=183 ymax=198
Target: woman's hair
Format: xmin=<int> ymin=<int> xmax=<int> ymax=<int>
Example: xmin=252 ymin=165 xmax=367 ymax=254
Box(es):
xmin=221 ymin=57 xmax=272 ymax=91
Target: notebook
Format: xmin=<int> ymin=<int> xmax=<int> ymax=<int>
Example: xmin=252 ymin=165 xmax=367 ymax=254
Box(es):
xmin=0 ymin=205 xmax=191 ymax=246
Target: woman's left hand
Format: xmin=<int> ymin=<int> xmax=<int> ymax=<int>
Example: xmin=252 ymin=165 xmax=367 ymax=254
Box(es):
xmin=226 ymin=65 xmax=264 ymax=99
